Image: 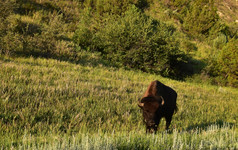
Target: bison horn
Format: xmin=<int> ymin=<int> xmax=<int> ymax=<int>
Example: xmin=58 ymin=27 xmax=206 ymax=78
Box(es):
xmin=138 ymin=98 xmax=144 ymax=108
xmin=138 ymin=102 xmax=144 ymax=107
xmin=160 ymin=96 xmax=164 ymax=105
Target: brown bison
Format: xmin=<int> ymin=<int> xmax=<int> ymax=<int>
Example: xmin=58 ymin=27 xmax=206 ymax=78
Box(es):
xmin=138 ymin=80 xmax=178 ymax=133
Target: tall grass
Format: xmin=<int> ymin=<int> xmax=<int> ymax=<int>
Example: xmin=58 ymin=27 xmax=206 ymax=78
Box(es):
xmin=0 ymin=54 xmax=238 ymax=149
xmin=4 ymin=124 xmax=238 ymax=149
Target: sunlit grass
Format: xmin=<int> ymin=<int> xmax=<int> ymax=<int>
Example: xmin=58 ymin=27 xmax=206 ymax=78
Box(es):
xmin=4 ymin=124 xmax=238 ymax=149
xmin=0 ymin=54 xmax=238 ymax=149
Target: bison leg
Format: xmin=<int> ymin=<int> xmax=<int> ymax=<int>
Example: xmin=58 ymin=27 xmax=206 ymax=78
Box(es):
xmin=165 ymin=115 xmax=172 ymax=130
xmin=146 ymin=125 xmax=158 ymax=134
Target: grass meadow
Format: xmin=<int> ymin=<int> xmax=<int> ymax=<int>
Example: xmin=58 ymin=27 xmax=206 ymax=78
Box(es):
xmin=0 ymin=53 xmax=238 ymax=149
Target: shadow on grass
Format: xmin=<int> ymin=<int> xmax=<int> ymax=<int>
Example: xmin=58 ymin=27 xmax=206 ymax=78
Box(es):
xmin=1 ymin=47 xmax=208 ymax=82
xmin=0 ymin=56 xmax=11 ymax=63
xmin=16 ymin=0 xmax=61 ymax=15
xmin=71 ymin=51 xmax=118 ymax=68
xmin=1 ymin=49 xmax=117 ymax=69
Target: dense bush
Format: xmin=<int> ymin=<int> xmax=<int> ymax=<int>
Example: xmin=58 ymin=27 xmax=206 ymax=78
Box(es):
xmin=0 ymin=13 xmax=73 ymax=58
xmin=180 ymin=40 xmax=197 ymax=54
xmin=0 ymin=0 xmax=16 ymax=55
xmin=74 ymin=5 xmax=188 ymax=77
xmin=206 ymin=38 xmax=238 ymax=87
xmin=212 ymin=33 xmax=227 ymax=50
xmin=80 ymin=0 xmax=150 ymax=14
xmin=182 ymin=0 xmax=219 ymax=38
xmin=217 ymin=38 xmax=238 ymax=87
xmin=0 ymin=0 xmax=75 ymax=58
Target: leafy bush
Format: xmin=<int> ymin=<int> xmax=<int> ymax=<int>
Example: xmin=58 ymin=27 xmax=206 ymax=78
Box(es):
xmin=206 ymin=38 xmax=238 ymax=87
xmin=182 ymin=0 xmax=219 ymax=38
xmin=0 ymin=7 xmax=74 ymax=58
xmin=180 ymin=40 xmax=197 ymax=54
xmin=0 ymin=0 xmax=76 ymax=58
xmin=0 ymin=13 xmax=23 ymax=55
xmin=217 ymin=38 xmax=238 ymax=87
xmin=208 ymin=22 xmax=231 ymax=41
xmin=0 ymin=0 xmax=17 ymax=55
xmin=212 ymin=33 xmax=227 ymax=50
xmin=74 ymin=5 xmax=188 ymax=77
xmin=80 ymin=0 xmax=149 ymax=14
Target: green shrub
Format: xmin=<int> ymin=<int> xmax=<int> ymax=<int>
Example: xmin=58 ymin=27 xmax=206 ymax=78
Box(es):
xmin=212 ymin=33 xmax=227 ymax=50
xmin=165 ymin=0 xmax=190 ymax=15
xmin=0 ymin=0 xmax=77 ymax=58
xmin=182 ymin=0 xmax=219 ymax=38
xmin=206 ymin=38 xmax=238 ymax=87
xmin=81 ymin=0 xmax=149 ymax=15
xmin=0 ymin=9 xmax=74 ymax=58
xmin=0 ymin=31 xmax=23 ymax=56
xmin=0 ymin=0 xmax=16 ymax=19
xmin=218 ymin=38 xmax=238 ymax=87
xmin=74 ymin=5 xmax=188 ymax=77
xmin=180 ymin=40 xmax=197 ymax=54
xmin=208 ymin=22 xmax=231 ymax=41
xmin=0 ymin=0 xmax=17 ymax=55
xmin=0 ymin=14 xmax=22 ymax=55
xmin=73 ymin=8 xmax=94 ymax=51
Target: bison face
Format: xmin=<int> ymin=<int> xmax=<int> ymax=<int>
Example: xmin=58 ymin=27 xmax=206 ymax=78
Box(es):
xmin=138 ymin=96 xmax=164 ymax=133
xmin=142 ymin=107 xmax=157 ymax=133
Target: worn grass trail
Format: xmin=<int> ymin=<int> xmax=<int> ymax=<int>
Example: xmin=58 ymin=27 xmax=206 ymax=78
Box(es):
xmin=0 ymin=54 xmax=238 ymax=149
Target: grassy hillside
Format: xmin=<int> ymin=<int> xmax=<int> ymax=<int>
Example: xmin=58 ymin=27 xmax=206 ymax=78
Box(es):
xmin=0 ymin=55 xmax=238 ymax=149
xmin=0 ymin=0 xmax=238 ymax=149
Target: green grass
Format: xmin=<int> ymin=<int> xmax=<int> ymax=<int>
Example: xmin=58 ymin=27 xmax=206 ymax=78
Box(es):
xmin=0 ymin=53 xmax=238 ymax=149
xmin=5 ymin=124 xmax=238 ymax=149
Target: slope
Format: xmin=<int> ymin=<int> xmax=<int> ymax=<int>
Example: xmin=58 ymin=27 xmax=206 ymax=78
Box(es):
xmin=0 ymin=54 xmax=238 ymax=148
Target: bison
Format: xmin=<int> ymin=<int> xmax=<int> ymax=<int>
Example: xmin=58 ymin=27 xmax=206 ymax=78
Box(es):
xmin=138 ymin=80 xmax=178 ymax=133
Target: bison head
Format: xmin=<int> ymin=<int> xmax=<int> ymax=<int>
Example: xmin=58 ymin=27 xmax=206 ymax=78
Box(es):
xmin=138 ymin=96 xmax=164 ymax=133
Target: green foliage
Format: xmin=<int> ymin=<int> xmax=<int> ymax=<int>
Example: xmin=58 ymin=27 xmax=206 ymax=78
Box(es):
xmin=180 ymin=40 xmax=197 ymax=54
xmin=0 ymin=14 xmax=22 ymax=55
xmin=0 ymin=0 xmax=237 ymax=86
xmin=183 ymin=0 xmax=219 ymax=38
xmin=0 ymin=13 xmax=73 ymax=57
xmin=161 ymin=0 xmax=221 ymax=39
xmin=165 ymin=0 xmax=190 ymax=14
xmin=212 ymin=33 xmax=227 ymax=50
xmin=206 ymin=38 xmax=238 ymax=87
xmin=0 ymin=0 xmax=17 ymax=55
xmin=82 ymin=0 xmax=131 ymax=15
xmin=73 ymin=8 xmax=94 ymax=50
xmin=218 ymin=38 xmax=238 ymax=87
xmin=0 ymin=0 xmax=16 ymax=19
xmin=74 ymin=6 xmax=188 ymax=77
xmin=0 ymin=0 xmax=76 ymax=58
xmin=208 ymin=22 xmax=232 ymax=41
xmin=80 ymin=0 xmax=149 ymax=14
